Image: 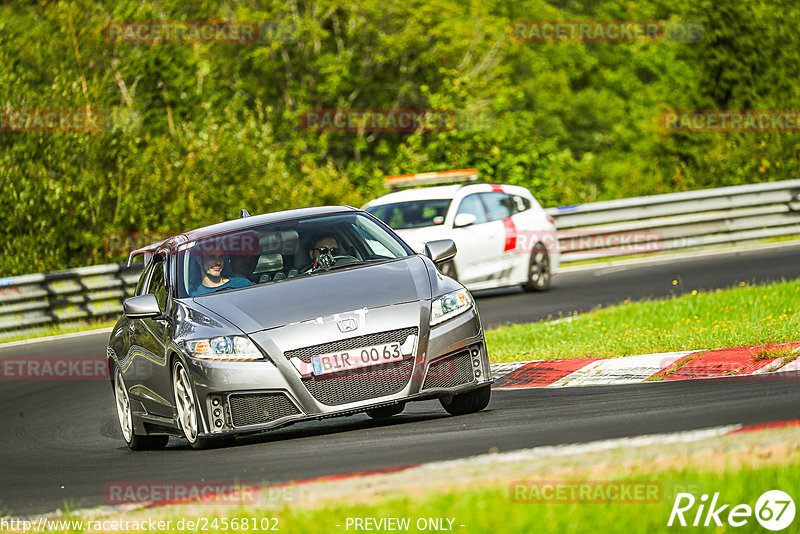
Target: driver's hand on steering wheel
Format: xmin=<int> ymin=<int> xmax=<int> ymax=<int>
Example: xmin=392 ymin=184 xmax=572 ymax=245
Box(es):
xmin=312 ymin=252 xmax=335 ymax=271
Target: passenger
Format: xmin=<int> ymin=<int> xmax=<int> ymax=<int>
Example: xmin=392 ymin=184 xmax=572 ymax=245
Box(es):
xmin=230 ymin=253 xmax=260 ymax=283
xmin=192 ymin=252 xmax=251 ymax=296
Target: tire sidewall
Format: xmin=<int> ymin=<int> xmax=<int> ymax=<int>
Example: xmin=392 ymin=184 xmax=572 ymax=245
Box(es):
xmin=525 ymin=242 xmax=550 ymax=291
xmin=172 ymin=359 xmax=202 ymax=445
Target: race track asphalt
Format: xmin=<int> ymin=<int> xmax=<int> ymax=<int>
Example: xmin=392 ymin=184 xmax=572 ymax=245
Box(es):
xmin=2 ymin=243 xmax=799 ymax=515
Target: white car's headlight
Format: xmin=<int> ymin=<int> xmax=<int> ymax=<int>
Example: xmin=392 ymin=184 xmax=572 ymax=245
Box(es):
xmin=430 ymin=289 xmax=473 ymax=326
xmin=184 ymin=336 xmax=264 ymax=361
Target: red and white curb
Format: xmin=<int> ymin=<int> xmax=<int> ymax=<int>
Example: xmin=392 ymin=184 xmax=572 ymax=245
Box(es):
xmin=489 ymin=343 xmax=800 ymax=389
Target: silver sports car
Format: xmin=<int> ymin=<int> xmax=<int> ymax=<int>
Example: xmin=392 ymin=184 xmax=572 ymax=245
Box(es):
xmin=108 ymin=206 xmax=491 ymax=450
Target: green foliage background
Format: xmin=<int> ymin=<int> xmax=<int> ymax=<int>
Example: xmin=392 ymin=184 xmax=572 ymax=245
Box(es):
xmin=1 ymin=0 xmax=798 ymax=275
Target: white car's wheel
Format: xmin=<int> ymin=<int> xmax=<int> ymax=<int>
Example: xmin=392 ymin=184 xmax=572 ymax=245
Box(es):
xmin=523 ymin=242 xmax=551 ymax=291
xmin=114 ymin=367 xmax=167 ymax=450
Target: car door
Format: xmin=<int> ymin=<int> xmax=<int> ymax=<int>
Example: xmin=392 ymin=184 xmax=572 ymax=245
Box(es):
xmin=450 ymin=193 xmax=504 ymax=284
xmin=476 ymin=192 xmax=518 ymax=282
xmin=128 ymin=253 xmax=174 ymax=418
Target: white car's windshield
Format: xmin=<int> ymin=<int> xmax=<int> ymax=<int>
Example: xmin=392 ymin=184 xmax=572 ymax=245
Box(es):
xmin=177 ymin=212 xmax=411 ymax=298
xmin=365 ymin=199 xmax=452 ymax=229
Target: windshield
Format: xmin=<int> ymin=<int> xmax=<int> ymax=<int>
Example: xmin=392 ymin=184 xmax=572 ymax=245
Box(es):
xmin=177 ymin=212 xmax=412 ymax=298
xmin=365 ymin=199 xmax=452 ymax=229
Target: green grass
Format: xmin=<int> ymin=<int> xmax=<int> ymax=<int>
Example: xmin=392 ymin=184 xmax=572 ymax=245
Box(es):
xmin=486 ymin=278 xmax=800 ymax=362
xmin=266 ymin=463 xmax=798 ymax=533
xmin=46 ymin=460 xmax=797 ymax=533
xmin=0 ymin=319 xmax=116 ymax=345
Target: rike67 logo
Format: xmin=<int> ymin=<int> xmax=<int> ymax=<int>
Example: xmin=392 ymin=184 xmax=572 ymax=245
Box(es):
xmin=668 ymin=490 xmax=795 ymax=531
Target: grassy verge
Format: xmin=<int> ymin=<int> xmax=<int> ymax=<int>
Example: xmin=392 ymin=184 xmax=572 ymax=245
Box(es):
xmin=486 ymin=278 xmax=800 ymax=362
xmin=266 ymin=463 xmax=797 ymax=533
xmin=52 ymin=458 xmax=798 ymax=534
xmin=0 ymin=319 xmax=117 ymax=345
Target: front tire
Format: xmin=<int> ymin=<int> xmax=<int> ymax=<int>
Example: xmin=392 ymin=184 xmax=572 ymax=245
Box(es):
xmin=173 ymin=360 xmax=216 ymax=450
xmin=523 ymin=242 xmax=551 ymax=291
xmin=114 ymin=367 xmax=168 ymax=451
xmin=439 ymin=384 xmax=491 ymax=416
xmin=366 ymin=403 xmax=405 ymax=419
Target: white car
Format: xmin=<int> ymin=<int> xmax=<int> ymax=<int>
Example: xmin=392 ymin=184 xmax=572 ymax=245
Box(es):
xmin=364 ymin=180 xmax=559 ymax=291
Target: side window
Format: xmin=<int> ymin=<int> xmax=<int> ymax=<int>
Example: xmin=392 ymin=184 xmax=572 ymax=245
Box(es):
xmin=513 ymin=195 xmax=532 ymax=213
xmin=480 ymin=192 xmax=514 ymax=221
xmin=146 ymin=256 xmax=168 ymax=311
xmin=135 ymin=261 xmax=155 ymax=297
xmin=455 ymin=194 xmax=489 ymax=224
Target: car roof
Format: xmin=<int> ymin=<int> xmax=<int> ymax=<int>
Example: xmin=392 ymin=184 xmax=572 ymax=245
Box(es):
xmin=128 ymin=205 xmax=358 ymax=263
xmin=364 ymin=183 xmax=530 ymax=207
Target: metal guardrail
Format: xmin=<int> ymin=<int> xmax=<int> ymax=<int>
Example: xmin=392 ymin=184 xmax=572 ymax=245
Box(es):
xmin=548 ymin=179 xmax=800 ymax=263
xmin=0 ymin=263 xmax=142 ymax=335
xmin=1 ymin=179 xmax=799 ymax=336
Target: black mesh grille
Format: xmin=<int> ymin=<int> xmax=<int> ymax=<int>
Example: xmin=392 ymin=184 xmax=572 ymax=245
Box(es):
xmin=228 ymin=393 xmax=301 ymax=427
xmin=302 ymin=358 xmax=414 ymax=405
xmin=285 ymin=328 xmax=418 ymax=364
xmin=422 ymin=351 xmax=475 ymax=390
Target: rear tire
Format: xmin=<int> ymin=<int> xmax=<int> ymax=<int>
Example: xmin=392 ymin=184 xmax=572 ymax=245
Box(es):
xmin=522 ymin=242 xmax=551 ymax=291
xmin=114 ymin=367 xmax=168 ymax=451
xmin=439 ymin=384 xmax=491 ymax=416
xmin=366 ymin=403 xmax=405 ymax=419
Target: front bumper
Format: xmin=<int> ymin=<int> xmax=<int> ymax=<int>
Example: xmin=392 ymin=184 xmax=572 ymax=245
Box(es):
xmin=184 ymin=303 xmax=490 ymax=436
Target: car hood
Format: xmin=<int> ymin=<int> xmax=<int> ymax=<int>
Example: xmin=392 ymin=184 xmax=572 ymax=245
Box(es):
xmin=191 ymin=256 xmax=432 ymax=334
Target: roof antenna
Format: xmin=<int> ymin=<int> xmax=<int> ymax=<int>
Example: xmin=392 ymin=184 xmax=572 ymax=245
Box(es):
xmin=241 ymin=209 xmax=250 ymax=218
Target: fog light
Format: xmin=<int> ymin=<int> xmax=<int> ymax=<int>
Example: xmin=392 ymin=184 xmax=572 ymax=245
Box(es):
xmin=215 ymin=420 xmax=222 ymax=428
xmin=475 ymin=369 xmax=482 ymax=377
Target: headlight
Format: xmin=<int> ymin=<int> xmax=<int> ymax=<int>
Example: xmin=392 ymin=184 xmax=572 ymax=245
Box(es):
xmin=184 ymin=336 xmax=264 ymax=361
xmin=430 ymin=289 xmax=473 ymax=326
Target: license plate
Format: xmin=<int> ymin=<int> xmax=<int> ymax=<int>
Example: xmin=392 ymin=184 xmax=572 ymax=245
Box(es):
xmin=311 ymin=342 xmax=403 ymax=376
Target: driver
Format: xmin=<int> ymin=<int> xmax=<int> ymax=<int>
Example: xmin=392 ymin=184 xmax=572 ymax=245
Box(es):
xmin=192 ymin=251 xmax=252 ymax=296
xmin=305 ymin=235 xmax=340 ymax=272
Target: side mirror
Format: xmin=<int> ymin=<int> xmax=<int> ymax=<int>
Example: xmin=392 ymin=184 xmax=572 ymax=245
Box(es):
xmin=123 ymin=294 xmax=162 ymax=319
xmin=453 ymin=213 xmax=477 ymax=228
xmin=424 ymin=239 xmax=457 ymax=265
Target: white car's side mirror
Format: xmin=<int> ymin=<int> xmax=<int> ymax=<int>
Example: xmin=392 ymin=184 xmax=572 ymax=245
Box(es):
xmin=453 ymin=213 xmax=477 ymax=228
